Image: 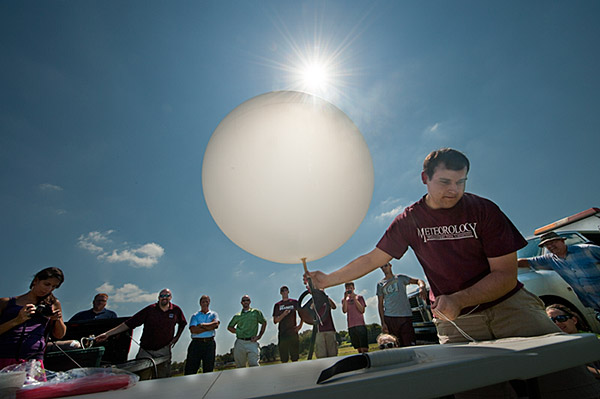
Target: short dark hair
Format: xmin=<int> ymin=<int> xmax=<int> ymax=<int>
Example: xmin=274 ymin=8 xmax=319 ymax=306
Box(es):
xmin=30 ymin=267 xmax=64 ymax=289
xmin=200 ymin=295 xmax=210 ymax=303
xmin=344 ymin=282 xmax=355 ymax=288
xmin=423 ymin=148 xmax=470 ymax=179
xmin=94 ymin=293 xmax=108 ymax=301
xmin=280 ymin=286 xmax=289 ymax=293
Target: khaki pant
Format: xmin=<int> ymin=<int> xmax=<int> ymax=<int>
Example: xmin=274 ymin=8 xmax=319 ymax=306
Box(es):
xmin=233 ymin=339 xmax=260 ymax=367
xmin=434 ymin=288 xmax=561 ymax=343
xmin=135 ymin=345 xmax=172 ymax=380
xmin=434 ymin=288 xmax=600 ymax=399
xmin=315 ymin=331 xmax=338 ymax=358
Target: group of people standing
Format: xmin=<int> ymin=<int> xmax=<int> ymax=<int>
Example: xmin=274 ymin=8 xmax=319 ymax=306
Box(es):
xmin=2 ymin=147 xmax=599 ymax=397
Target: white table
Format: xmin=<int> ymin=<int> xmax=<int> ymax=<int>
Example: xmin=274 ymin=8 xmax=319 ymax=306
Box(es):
xmin=73 ymin=333 xmax=600 ymax=399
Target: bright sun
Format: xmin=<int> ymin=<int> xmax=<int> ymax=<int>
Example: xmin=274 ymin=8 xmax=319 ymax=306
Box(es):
xmin=301 ymin=62 xmax=330 ymax=91
xmin=259 ymin=18 xmax=362 ymax=100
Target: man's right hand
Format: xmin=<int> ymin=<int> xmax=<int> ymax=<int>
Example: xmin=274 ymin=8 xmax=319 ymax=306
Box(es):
xmin=95 ymin=333 xmax=108 ymax=343
xmin=431 ymin=294 xmax=462 ymax=321
xmin=303 ymin=270 xmax=329 ymax=290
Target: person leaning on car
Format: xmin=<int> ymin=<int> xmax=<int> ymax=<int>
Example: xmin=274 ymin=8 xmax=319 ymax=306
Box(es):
xmin=305 ymin=148 xmax=600 ymax=398
xmin=518 ymin=231 xmax=600 ymax=314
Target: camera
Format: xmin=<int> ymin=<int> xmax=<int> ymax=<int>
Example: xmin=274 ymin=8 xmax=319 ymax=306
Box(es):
xmin=346 ymin=290 xmax=352 ymax=295
xmin=35 ymin=304 xmax=54 ymax=317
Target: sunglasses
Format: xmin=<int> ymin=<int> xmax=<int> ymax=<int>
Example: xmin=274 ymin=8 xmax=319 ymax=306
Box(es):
xmin=550 ymin=314 xmax=572 ymax=323
xmin=379 ymin=342 xmax=396 ymax=349
xmin=159 ymin=294 xmax=171 ymax=298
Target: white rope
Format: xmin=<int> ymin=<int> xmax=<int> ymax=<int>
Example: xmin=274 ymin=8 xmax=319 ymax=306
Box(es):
xmin=434 ymin=308 xmax=479 ymax=343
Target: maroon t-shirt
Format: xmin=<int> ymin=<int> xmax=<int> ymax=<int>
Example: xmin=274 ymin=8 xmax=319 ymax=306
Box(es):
xmin=125 ymin=303 xmax=187 ymax=350
xmin=377 ymin=193 xmax=526 ymax=311
xmin=272 ymin=299 xmax=299 ymax=337
xmin=317 ymin=303 xmax=336 ymax=333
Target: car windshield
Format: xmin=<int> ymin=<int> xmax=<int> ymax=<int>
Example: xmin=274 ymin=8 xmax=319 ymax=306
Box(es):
xmin=517 ymin=238 xmax=541 ymax=258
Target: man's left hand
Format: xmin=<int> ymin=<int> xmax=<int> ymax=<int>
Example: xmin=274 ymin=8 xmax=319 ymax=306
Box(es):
xmin=431 ymin=294 xmax=462 ymax=321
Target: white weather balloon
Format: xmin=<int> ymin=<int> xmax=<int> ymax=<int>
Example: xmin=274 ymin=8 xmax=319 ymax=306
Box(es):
xmin=202 ymin=91 xmax=374 ymax=264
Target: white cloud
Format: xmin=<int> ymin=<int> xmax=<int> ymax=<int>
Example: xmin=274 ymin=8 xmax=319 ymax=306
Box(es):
xmin=233 ymin=260 xmax=254 ymax=277
xmin=77 ymin=230 xmax=114 ymax=254
xmin=375 ymin=205 xmax=404 ymax=222
xmin=78 ymin=231 xmax=165 ymax=268
xmin=77 ymin=239 xmax=103 ymax=254
xmin=365 ymin=295 xmax=378 ymax=308
xmin=365 ymin=295 xmax=380 ymax=324
xmin=101 ymin=243 xmax=165 ymax=268
xmin=39 ymin=183 xmax=63 ymax=191
xmin=429 ymin=122 xmax=439 ymax=133
xmin=96 ymin=282 xmax=114 ymax=294
xmin=100 ymin=283 xmax=158 ymax=303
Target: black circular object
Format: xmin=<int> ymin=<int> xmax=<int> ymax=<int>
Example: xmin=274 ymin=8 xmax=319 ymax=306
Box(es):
xmin=298 ymin=289 xmax=330 ymax=325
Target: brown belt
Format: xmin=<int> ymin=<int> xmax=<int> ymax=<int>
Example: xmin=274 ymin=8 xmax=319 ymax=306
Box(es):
xmin=192 ymin=337 xmax=214 ymax=342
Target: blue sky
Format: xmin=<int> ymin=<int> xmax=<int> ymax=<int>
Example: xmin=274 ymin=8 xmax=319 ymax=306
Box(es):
xmin=2 ymin=1 xmax=599 ymax=363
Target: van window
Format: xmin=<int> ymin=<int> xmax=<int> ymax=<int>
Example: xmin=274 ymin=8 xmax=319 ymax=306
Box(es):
xmin=517 ymin=238 xmax=541 ymax=258
xmin=581 ymin=232 xmax=600 ymax=246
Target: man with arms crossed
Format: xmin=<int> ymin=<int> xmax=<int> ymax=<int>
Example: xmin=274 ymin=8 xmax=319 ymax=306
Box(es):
xmin=272 ymin=286 xmax=303 ymax=363
xmin=227 ymin=295 xmax=267 ymax=367
xmin=377 ymin=263 xmax=426 ymax=347
xmin=184 ymin=295 xmax=219 ymax=375
xmin=306 ymin=148 xmax=599 ymax=397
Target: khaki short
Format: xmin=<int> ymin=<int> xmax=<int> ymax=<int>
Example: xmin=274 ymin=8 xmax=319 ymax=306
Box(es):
xmin=434 ymin=288 xmax=560 ymax=344
xmin=435 ymin=288 xmax=600 ymax=398
xmin=315 ymin=331 xmax=338 ymax=358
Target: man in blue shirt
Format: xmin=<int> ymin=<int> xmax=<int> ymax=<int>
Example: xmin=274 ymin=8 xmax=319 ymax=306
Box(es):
xmin=184 ymin=295 xmax=220 ymax=374
xmin=519 ymin=231 xmax=600 ymax=312
xmin=69 ymin=293 xmax=117 ymax=322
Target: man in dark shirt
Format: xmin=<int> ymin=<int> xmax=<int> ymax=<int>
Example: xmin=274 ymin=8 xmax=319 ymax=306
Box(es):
xmin=96 ymin=288 xmax=187 ymax=379
xmin=305 ymin=148 xmax=599 ymax=397
xmin=272 ymin=286 xmax=302 ymax=362
xmin=69 ymin=293 xmax=117 ymax=322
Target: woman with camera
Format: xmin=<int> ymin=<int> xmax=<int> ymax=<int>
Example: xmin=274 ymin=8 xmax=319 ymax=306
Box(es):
xmin=0 ymin=267 xmax=66 ymax=370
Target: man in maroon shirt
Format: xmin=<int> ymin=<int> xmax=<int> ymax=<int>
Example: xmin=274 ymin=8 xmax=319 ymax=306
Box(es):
xmin=96 ymin=288 xmax=187 ymax=379
xmin=272 ymin=286 xmax=303 ymax=362
xmin=305 ymin=148 xmax=599 ymax=397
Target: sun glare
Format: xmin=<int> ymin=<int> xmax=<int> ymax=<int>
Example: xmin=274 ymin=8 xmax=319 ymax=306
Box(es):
xmin=289 ymin=51 xmax=344 ymax=99
xmin=301 ymin=62 xmax=330 ymax=92
xmin=256 ymin=10 xmax=371 ymax=101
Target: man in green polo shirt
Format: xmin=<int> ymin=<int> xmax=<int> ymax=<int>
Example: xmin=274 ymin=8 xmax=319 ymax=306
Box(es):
xmin=227 ymin=295 xmax=267 ymax=367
